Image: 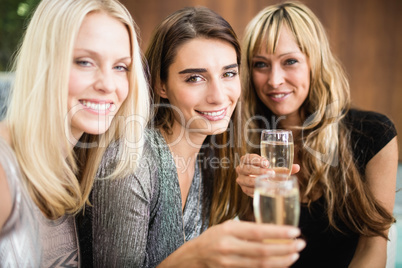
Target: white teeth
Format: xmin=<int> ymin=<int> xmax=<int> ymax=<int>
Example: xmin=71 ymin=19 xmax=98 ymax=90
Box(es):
xmin=272 ymin=94 xmax=286 ymax=98
xmin=81 ymin=100 xmax=111 ymax=111
xmin=199 ymin=109 xmax=225 ymax=117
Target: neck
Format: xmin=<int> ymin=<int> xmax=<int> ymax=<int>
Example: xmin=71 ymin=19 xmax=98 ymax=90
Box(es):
xmin=162 ymin=122 xmax=207 ymax=161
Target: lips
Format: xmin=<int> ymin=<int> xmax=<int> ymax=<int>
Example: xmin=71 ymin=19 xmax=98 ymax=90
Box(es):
xmin=268 ymin=92 xmax=291 ymax=102
xmin=196 ymin=107 xmax=227 ymax=121
xmin=79 ymin=100 xmax=114 ymax=114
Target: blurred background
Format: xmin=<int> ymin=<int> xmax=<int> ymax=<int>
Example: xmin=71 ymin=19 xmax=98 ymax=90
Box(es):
xmin=1 ymin=0 xmax=401 ymax=159
xmin=122 ymin=0 xmax=402 ymax=161
xmin=1 ymin=0 xmax=401 ymax=266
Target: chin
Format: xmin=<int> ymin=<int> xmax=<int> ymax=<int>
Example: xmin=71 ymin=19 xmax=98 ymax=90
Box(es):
xmin=83 ymin=123 xmax=112 ymax=136
xmin=208 ymin=124 xmax=231 ymax=136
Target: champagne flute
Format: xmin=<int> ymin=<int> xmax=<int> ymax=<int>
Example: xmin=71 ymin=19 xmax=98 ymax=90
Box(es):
xmin=260 ymin=129 xmax=294 ymax=175
xmin=253 ymin=173 xmax=300 ymax=243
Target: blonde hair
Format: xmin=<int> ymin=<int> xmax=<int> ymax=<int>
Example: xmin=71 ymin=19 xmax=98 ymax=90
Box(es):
xmin=6 ymin=0 xmax=149 ymax=219
xmin=242 ymin=1 xmax=393 ymax=237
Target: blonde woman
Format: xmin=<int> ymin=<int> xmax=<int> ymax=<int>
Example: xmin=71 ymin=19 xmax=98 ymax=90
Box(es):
xmin=0 ymin=0 xmax=149 ymax=266
xmin=236 ymin=2 xmax=398 ymax=267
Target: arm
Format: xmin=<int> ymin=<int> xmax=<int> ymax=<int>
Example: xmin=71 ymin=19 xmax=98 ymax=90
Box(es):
xmin=158 ymin=220 xmax=305 ymax=268
xmin=0 ymin=124 xmax=12 ymax=231
xmin=91 ymin=151 xmax=155 ymax=267
xmin=236 ymin=154 xmax=300 ymax=197
xmin=349 ymin=137 xmax=398 ymax=268
xmin=0 ymin=163 xmax=12 ymax=231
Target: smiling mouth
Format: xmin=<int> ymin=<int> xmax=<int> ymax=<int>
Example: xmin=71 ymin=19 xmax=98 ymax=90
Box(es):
xmin=80 ymin=100 xmax=112 ymax=111
xmin=196 ymin=108 xmax=227 ymax=121
xmin=271 ymin=93 xmax=287 ymax=98
xmin=268 ymin=92 xmax=291 ymax=100
xmin=197 ymin=109 xmax=226 ymax=117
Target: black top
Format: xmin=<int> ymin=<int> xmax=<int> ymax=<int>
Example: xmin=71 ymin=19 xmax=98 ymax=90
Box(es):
xmin=293 ymin=109 xmax=397 ymax=268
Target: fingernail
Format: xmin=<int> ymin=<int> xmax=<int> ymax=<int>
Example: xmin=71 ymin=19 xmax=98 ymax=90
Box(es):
xmin=296 ymin=240 xmax=306 ymax=251
xmin=291 ymin=253 xmax=299 ymax=262
xmin=262 ymin=159 xmax=269 ymax=167
xmin=288 ymin=228 xmax=300 ymax=237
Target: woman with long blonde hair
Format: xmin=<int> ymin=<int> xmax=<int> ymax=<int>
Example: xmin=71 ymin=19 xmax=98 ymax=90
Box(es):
xmin=237 ymin=2 xmax=398 ymax=267
xmin=0 ymin=0 xmax=149 ymax=266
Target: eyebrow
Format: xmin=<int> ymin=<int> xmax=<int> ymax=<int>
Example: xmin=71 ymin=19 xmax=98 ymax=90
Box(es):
xmin=74 ymin=48 xmax=131 ymax=62
xmin=253 ymin=52 xmax=301 ymax=59
xmin=178 ymin=63 xmax=238 ymax=74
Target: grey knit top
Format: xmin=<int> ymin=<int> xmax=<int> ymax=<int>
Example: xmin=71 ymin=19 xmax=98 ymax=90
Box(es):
xmin=90 ymin=128 xmax=209 ymax=267
xmin=0 ymin=137 xmax=80 ymax=267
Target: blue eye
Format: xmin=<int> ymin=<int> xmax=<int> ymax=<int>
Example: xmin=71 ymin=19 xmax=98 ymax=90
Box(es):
xmin=114 ymin=65 xmax=129 ymax=72
xmin=76 ymin=60 xmax=92 ymax=67
xmin=285 ymin=59 xmax=298 ymax=65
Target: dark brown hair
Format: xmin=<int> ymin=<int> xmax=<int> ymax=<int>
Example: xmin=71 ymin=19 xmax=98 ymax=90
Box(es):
xmin=145 ymin=6 xmax=249 ymax=225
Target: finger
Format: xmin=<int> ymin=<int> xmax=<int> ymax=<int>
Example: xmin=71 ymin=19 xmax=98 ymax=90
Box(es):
xmin=216 ymin=238 xmax=304 ymax=268
xmin=222 ymin=221 xmax=301 ymax=241
xmin=240 ymin=154 xmax=270 ymax=168
xmin=260 ymin=252 xmax=300 ymax=268
xmin=237 ymin=184 xmax=254 ymax=197
xmin=236 ymin=163 xmax=274 ymax=177
xmin=213 ymin=252 xmax=299 ymax=268
xmin=236 ymin=174 xmax=256 ymax=188
xmin=291 ymin=164 xmax=300 ymax=175
xmin=236 ymin=239 xmax=305 ymax=258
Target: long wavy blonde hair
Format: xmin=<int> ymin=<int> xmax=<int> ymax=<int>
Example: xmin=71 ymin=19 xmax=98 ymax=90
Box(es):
xmin=6 ymin=0 xmax=149 ymax=219
xmin=242 ymin=1 xmax=394 ymax=237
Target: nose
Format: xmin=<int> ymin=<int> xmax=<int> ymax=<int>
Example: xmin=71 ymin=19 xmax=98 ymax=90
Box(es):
xmin=94 ymin=68 xmax=117 ymax=93
xmin=268 ymin=65 xmax=284 ymax=89
xmin=206 ymin=78 xmax=225 ymax=104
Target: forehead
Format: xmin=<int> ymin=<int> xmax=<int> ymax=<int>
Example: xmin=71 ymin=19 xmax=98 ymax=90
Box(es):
xmin=260 ymin=25 xmax=302 ymax=54
xmin=75 ymin=12 xmax=130 ymax=47
xmin=171 ymin=38 xmax=237 ymax=68
xmin=256 ymin=25 xmax=301 ymax=55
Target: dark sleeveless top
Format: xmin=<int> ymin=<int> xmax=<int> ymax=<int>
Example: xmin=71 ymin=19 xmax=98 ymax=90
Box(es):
xmin=293 ymin=109 xmax=397 ymax=267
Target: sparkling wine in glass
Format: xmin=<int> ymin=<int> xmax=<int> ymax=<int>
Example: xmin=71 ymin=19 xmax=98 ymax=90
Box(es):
xmin=253 ymin=173 xmax=300 ymax=243
xmin=260 ymin=129 xmax=294 ymax=175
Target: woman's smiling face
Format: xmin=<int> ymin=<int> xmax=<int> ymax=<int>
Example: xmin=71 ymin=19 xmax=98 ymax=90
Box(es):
xmin=252 ymin=25 xmax=310 ymax=124
xmin=68 ymin=12 xmax=131 ymax=140
xmin=160 ymin=37 xmax=240 ymax=137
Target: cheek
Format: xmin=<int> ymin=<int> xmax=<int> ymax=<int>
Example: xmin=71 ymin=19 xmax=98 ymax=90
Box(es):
xmin=231 ymin=81 xmax=241 ymax=102
xmin=68 ymin=70 xmax=79 ymax=96
xmin=67 ymin=70 xmax=84 ymax=108
xmin=252 ymin=71 xmax=266 ymax=92
xmin=294 ymin=66 xmax=310 ymax=90
xmin=116 ymin=77 xmax=129 ymax=103
xmin=169 ymin=89 xmax=195 ymax=106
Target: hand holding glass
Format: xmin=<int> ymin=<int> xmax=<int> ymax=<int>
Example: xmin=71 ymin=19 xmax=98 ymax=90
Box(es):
xmin=260 ymin=129 xmax=294 ymax=175
xmin=253 ymin=173 xmax=300 ymax=243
